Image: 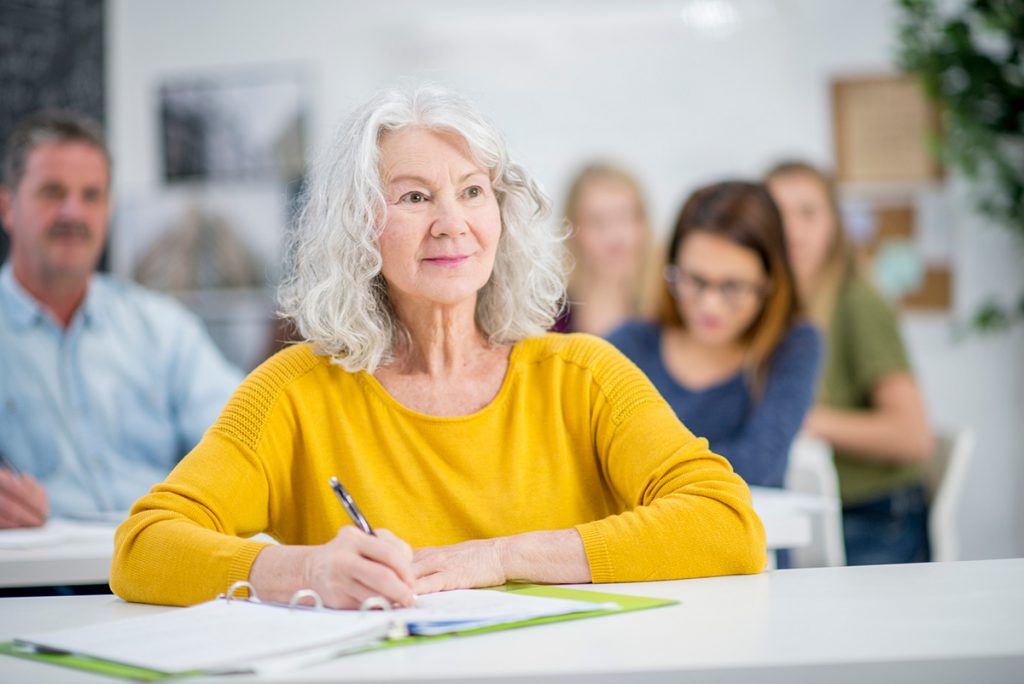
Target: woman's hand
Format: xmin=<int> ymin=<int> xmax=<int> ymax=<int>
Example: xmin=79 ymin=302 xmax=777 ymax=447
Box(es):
xmin=303 ymin=527 xmax=416 ymax=608
xmin=0 ymin=470 xmax=49 ymax=528
xmin=412 ymin=538 xmax=507 ymax=594
xmin=413 ymin=529 xmax=591 ymax=594
xmin=250 ymin=527 xmax=416 ymax=609
xmin=803 ymin=373 xmax=933 ymax=464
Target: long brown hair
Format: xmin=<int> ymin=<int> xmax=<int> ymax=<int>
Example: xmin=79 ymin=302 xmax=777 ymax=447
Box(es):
xmin=655 ymin=180 xmax=801 ymax=395
xmin=764 ymin=160 xmax=858 ymax=329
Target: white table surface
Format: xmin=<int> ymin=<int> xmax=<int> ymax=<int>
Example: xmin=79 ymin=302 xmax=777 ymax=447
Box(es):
xmin=0 ymin=520 xmax=117 ymax=589
xmin=0 ymin=559 xmax=1021 ymax=684
xmin=0 ymin=492 xmax=826 ymax=589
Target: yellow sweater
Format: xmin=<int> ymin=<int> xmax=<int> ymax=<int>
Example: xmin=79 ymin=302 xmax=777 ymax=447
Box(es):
xmin=111 ymin=334 xmax=766 ymax=606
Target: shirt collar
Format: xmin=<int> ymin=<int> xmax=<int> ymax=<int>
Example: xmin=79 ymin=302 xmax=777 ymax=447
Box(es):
xmin=0 ymin=261 xmax=104 ymax=331
xmin=78 ymin=276 xmax=105 ymax=330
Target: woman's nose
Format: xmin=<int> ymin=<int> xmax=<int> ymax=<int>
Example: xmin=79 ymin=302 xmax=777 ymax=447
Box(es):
xmin=430 ymin=195 xmax=469 ymax=237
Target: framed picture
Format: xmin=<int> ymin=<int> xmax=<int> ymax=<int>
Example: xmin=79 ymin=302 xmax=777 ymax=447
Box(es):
xmin=832 ymin=75 xmax=943 ymax=183
xmin=159 ymin=69 xmax=309 ymax=183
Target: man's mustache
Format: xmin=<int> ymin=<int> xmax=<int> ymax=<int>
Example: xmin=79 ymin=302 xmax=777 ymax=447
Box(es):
xmin=46 ymin=221 xmax=92 ymax=240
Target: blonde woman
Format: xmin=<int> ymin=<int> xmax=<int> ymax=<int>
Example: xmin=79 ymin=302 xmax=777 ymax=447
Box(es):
xmin=556 ymin=164 xmax=652 ymax=335
xmin=766 ymin=161 xmax=933 ymax=566
xmin=110 ymin=86 xmax=766 ymax=608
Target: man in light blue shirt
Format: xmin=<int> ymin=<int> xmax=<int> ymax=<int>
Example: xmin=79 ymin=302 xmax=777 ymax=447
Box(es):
xmin=0 ymin=111 xmax=242 ymax=526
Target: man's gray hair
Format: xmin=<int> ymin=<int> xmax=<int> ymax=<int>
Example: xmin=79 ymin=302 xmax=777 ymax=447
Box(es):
xmin=3 ymin=111 xmax=110 ymax=188
xmin=278 ymin=84 xmax=568 ymax=372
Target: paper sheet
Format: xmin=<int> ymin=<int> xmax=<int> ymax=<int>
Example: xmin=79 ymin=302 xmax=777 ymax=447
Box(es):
xmin=0 ymin=519 xmax=117 ymax=549
xmin=17 ymin=600 xmax=394 ymax=674
xmin=16 ymin=589 xmax=620 ymax=674
xmin=395 ymin=588 xmax=620 ymax=635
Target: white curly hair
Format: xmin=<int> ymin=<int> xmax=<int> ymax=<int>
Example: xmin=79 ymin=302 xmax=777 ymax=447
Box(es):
xmin=278 ymin=84 xmax=568 ymax=372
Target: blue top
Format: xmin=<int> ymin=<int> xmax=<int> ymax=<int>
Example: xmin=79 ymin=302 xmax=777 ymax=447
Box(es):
xmin=606 ymin=320 xmax=822 ymax=487
xmin=0 ymin=262 xmax=243 ymax=516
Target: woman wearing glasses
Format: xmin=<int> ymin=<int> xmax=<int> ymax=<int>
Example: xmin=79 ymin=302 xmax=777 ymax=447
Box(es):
xmin=608 ymin=181 xmax=822 ymax=488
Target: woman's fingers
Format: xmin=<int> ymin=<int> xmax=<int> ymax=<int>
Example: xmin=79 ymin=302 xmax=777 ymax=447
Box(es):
xmin=314 ymin=527 xmax=416 ymax=609
xmin=412 ymin=570 xmax=449 ymax=596
xmin=346 ymin=564 xmax=416 ymax=608
xmin=349 ymin=554 xmax=416 ymax=607
xmin=376 ymin=528 xmax=414 ymax=562
xmin=410 ymin=539 xmax=507 ymax=593
xmin=412 ymin=546 xmax=443 ymax=578
xmin=351 ymin=528 xmax=416 ymax=586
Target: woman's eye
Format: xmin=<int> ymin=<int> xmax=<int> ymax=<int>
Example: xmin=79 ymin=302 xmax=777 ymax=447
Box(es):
xmin=402 ymin=191 xmax=427 ymax=204
xmin=464 ymin=186 xmax=482 ymax=199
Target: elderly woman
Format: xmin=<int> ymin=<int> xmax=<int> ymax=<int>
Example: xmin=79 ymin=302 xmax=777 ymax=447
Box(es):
xmin=111 ymin=86 xmax=765 ymax=608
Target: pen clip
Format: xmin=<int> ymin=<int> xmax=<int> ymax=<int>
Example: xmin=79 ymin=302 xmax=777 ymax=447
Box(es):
xmin=329 ymin=476 xmax=375 ymax=535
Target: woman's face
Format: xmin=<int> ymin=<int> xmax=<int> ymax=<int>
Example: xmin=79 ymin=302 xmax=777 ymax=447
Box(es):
xmin=767 ymin=173 xmax=836 ymax=285
xmin=571 ymin=180 xmax=645 ymax=284
xmin=672 ymin=232 xmax=768 ymax=347
xmin=378 ymin=127 xmax=501 ymax=310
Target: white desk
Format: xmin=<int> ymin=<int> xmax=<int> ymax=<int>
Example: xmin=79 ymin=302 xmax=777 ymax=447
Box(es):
xmin=0 ymin=492 xmax=828 ymax=589
xmin=0 ymin=559 xmax=1021 ymax=683
xmin=0 ymin=521 xmax=116 ymax=589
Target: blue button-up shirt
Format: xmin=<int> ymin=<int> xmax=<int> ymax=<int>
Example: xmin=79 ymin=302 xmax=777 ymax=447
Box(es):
xmin=0 ymin=262 xmax=243 ymax=515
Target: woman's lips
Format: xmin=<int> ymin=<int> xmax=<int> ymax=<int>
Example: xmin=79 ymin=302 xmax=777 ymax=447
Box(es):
xmin=697 ymin=315 xmax=724 ymax=330
xmin=423 ymin=255 xmax=470 ymax=267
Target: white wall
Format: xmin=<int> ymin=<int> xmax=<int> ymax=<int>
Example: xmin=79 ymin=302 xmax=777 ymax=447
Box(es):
xmin=107 ymin=0 xmax=1023 ymax=558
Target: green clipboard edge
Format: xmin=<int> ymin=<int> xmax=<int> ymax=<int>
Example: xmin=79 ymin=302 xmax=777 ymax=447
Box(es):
xmin=372 ymin=584 xmax=677 ymax=650
xmin=0 ymin=642 xmax=188 ymax=681
xmin=0 ymin=584 xmax=677 ymax=681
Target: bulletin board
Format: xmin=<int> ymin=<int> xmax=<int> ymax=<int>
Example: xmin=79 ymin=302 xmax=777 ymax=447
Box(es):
xmin=832 ymin=75 xmax=943 ymax=183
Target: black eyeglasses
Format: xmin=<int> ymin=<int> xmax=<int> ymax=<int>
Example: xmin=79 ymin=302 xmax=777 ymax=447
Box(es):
xmin=664 ymin=266 xmax=770 ymax=308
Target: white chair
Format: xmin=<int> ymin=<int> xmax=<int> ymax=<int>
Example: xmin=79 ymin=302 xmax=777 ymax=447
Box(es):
xmin=784 ymin=434 xmax=846 ymax=568
xmin=925 ymin=428 xmax=975 ymax=563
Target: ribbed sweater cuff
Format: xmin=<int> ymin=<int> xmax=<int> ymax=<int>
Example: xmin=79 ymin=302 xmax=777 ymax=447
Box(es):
xmin=226 ymin=540 xmax=271 ymax=598
xmin=576 ymin=523 xmax=614 ymax=583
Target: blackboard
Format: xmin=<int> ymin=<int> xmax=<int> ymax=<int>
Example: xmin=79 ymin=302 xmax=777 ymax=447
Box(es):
xmin=0 ymin=0 xmax=105 ymax=263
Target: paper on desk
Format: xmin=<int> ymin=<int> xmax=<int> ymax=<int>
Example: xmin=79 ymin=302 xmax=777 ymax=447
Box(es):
xmin=10 ymin=587 xmax=654 ymax=679
xmin=61 ymin=510 xmax=129 ymax=524
xmin=395 ymin=588 xmax=621 ymax=635
xmin=16 ymin=599 xmax=396 ymax=675
xmin=0 ymin=519 xmax=116 ymax=549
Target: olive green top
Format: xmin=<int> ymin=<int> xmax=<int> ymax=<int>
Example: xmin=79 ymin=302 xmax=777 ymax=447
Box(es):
xmin=820 ymin=275 xmax=925 ymax=504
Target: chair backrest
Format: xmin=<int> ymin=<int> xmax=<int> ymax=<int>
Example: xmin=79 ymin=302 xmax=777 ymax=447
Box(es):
xmin=927 ymin=428 xmax=975 ymax=563
xmin=785 ymin=434 xmax=846 ymax=567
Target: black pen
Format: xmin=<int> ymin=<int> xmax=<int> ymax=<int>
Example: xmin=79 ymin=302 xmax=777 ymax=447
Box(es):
xmin=0 ymin=452 xmax=22 ymax=477
xmin=328 ymin=476 xmax=375 ymax=536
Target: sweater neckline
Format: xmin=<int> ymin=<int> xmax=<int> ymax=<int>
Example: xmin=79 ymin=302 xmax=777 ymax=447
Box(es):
xmin=355 ymin=341 xmax=523 ymax=423
xmin=654 ymin=326 xmax=746 ymax=396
